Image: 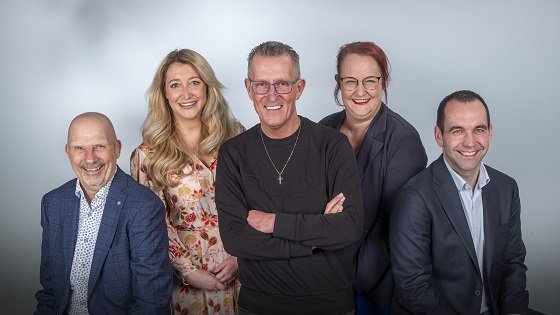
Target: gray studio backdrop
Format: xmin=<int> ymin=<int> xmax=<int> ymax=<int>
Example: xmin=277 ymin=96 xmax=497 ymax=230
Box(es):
xmin=1 ymin=0 xmax=558 ymax=313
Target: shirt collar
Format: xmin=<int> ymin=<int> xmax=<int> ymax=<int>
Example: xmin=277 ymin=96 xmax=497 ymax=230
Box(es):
xmin=444 ymin=158 xmax=491 ymax=191
xmin=74 ymin=169 xmax=117 ymax=200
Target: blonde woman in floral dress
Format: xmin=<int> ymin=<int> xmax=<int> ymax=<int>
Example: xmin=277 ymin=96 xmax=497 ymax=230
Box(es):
xmin=131 ymin=49 xmax=243 ymax=315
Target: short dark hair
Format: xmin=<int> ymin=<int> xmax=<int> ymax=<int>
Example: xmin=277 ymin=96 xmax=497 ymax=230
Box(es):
xmin=436 ymin=90 xmax=490 ymax=131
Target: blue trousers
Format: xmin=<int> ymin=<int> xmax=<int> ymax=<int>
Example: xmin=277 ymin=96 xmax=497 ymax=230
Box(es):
xmin=355 ymin=294 xmax=390 ymax=315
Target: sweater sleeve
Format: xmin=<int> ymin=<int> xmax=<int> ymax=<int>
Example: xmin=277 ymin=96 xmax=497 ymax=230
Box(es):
xmin=216 ymin=144 xmax=313 ymax=260
xmin=273 ymin=135 xmax=364 ymax=250
xmin=130 ymin=146 xmax=198 ymax=280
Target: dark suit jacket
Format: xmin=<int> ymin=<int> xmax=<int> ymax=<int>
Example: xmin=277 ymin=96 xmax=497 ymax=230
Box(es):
xmin=320 ymin=104 xmax=427 ymax=304
xmin=35 ymin=167 xmax=173 ymax=315
xmin=390 ymin=156 xmax=529 ymax=315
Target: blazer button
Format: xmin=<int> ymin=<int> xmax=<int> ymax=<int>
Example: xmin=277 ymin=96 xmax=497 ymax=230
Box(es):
xmin=474 ymin=289 xmax=481 ymax=296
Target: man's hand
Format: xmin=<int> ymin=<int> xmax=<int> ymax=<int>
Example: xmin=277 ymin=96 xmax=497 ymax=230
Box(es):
xmin=247 ymin=210 xmax=275 ymax=233
xmin=324 ymin=192 xmax=345 ymax=214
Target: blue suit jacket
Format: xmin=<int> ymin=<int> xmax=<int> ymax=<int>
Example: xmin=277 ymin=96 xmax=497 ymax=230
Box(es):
xmin=35 ymin=167 xmax=173 ymax=315
xmin=320 ymin=104 xmax=427 ymax=304
xmin=390 ymin=156 xmax=529 ymax=315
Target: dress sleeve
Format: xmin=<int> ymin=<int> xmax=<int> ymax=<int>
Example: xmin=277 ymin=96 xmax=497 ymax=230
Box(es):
xmin=130 ymin=146 xmax=198 ymax=282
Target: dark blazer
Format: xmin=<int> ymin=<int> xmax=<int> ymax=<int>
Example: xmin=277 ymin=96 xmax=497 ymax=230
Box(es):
xmin=35 ymin=167 xmax=173 ymax=315
xmin=390 ymin=156 xmax=529 ymax=315
xmin=320 ymin=104 xmax=427 ymax=304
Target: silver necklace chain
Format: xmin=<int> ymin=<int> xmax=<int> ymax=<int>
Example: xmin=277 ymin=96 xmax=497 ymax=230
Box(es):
xmin=259 ymin=126 xmax=301 ymax=184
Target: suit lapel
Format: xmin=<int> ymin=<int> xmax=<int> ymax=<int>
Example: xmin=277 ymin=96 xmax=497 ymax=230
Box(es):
xmin=356 ymin=105 xmax=386 ymax=176
xmin=482 ymin=180 xmax=499 ymax=276
xmin=432 ymin=156 xmax=480 ymax=273
xmin=63 ymin=192 xmax=80 ymax=281
xmin=88 ymin=168 xmax=127 ymax=298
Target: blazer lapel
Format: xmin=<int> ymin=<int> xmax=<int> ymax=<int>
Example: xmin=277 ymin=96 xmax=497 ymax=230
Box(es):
xmin=482 ymin=181 xmax=499 ymax=276
xmin=432 ymin=156 xmax=480 ymax=274
xmin=88 ymin=168 xmax=127 ymax=298
xmin=63 ymin=193 xmax=80 ymax=281
xmin=356 ymin=104 xmax=387 ymax=176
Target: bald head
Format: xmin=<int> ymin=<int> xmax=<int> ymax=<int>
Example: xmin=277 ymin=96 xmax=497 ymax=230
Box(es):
xmin=67 ymin=112 xmax=117 ymax=144
xmin=65 ymin=112 xmax=121 ymax=201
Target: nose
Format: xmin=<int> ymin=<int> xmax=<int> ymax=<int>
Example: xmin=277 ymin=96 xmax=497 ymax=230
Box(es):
xmin=463 ymin=131 xmax=475 ymax=146
xmin=84 ymin=148 xmax=97 ymax=162
xmin=264 ymin=85 xmax=280 ymax=100
xmin=354 ymin=82 xmax=367 ymax=96
xmin=179 ymin=85 xmax=192 ymax=98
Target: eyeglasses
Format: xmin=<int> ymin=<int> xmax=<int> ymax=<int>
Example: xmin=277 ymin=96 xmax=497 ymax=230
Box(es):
xmin=248 ymin=79 xmax=299 ymax=95
xmin=339 ymin=76 xmax=381 ymax=91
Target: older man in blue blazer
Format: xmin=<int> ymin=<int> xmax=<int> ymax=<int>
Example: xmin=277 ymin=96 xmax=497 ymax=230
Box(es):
xmin=390 ymin=90 xmax=530 ymax=315
xmin=35 ymin=112 xmax=172 ymax=314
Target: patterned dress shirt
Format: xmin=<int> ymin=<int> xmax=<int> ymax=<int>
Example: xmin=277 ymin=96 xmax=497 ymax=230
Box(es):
xmin=67 ymin=176 xmax=114 ymax=315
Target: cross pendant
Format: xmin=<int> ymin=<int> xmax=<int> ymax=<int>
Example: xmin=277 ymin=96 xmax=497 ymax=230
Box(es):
xmin=277 ymin=174 xmax=283 ymax=184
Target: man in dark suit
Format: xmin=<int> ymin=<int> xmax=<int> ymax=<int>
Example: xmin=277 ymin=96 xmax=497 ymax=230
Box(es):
xmin=390 ymin=90 xmax=529 ymax=315
xmin=35 ymin=112 xmax=173 ymax=314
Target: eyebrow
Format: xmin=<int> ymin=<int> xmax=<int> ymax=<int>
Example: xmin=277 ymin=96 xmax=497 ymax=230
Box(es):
xmin=447 ymin=124 xmax=488 ymax=132
xmin=167 ymin=76 xmax=201 ymax=83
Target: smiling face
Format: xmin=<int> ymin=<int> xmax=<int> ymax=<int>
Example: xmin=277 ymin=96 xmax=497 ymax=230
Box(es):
xmin=338 ymin=53 xmax=383 ymax=123
xmin=65 ymin=114 xmax=121 ymax=201
xmin=165 ymin=62 xmax=208 ymax=124
xmin=245 ymin=54 xmax=305 ymax=138
xmin=435 ymin=99 xmax=492 ymax=186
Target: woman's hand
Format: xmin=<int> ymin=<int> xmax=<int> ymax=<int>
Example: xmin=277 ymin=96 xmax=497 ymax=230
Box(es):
xmin=184 ymin=269 xmax=226 ymax=291
xmin=213 ymin=256 xmax=239 ymax=284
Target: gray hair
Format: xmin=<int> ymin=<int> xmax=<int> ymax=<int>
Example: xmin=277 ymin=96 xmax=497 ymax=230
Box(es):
xmin=247 ymin=41 xmax=301 ymax=79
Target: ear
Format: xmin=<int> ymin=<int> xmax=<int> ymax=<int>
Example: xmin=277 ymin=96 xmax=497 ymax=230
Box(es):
xmin=65 ymin=144 xmax=70 ymax=156
xmin=115 ymin=140 xmax=122 ymax=159
xmin=334 ymin=74 xmax=339 ymax=82
xmin=434 ymin=125 xmax=444 ymax=148
xmin=488 ymin=122 xmax=493 ymax=139
xmin=294 ymin=79 xmax=306 ymax=100
xmin=244 ymin=79 xmax=254 ymax=102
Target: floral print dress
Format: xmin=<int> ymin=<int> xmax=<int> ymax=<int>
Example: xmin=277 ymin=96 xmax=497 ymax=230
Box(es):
xmin=131 ymin=144 xmax=239 ymax=315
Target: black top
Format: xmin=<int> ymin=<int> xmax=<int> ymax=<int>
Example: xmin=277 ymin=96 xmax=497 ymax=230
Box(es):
xmin=216 ymin=116 xmax=364 ymax=315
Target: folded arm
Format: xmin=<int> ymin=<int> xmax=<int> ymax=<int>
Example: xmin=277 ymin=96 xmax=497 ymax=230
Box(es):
xmin=270 ymin=137 xmax=363 ymax=250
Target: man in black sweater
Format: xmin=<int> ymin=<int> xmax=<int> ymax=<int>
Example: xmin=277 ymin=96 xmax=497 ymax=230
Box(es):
xmin=216 ymin=41 xmax=364 ymax=315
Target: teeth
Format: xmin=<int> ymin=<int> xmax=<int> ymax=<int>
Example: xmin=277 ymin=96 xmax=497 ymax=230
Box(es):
xmin=83 ymin=165 xmax=102 ymax=172
xmin=180 ymin=102 xmax=195 ymax=107
xmin=460 ymin=151 xmax=476 ymax=157
xmin=265 ymin=105 xmax=281 ymax=110
xmin=354 ymin=99 xmax=369 ymax=102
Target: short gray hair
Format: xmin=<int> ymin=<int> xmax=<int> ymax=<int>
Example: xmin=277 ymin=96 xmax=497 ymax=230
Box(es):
xmin=247 ymin=41 xmax=301 ymax=79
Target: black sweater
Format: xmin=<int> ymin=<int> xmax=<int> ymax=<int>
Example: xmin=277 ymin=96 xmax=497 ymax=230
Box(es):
xmin=216 ymin=117 xmax=364 ymax=315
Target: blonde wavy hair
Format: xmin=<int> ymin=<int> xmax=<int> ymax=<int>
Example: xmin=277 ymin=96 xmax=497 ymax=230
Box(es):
xmin=142 ymin=49 xmax=241 ymax=189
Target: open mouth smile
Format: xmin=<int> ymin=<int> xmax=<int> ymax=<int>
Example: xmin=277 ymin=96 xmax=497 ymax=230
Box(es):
xmin=352 ymin=99 xmax=370 ymax=105
xmin=265 ymin=105 xmax=282 ymax=110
